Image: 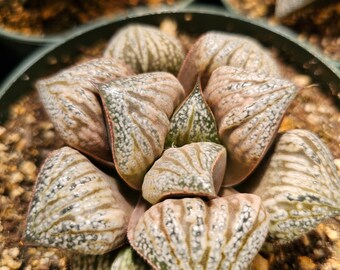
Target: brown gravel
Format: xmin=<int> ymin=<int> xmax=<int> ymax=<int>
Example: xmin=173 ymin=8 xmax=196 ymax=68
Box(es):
xmin=0 ymin=0 xmax=180 ymax=36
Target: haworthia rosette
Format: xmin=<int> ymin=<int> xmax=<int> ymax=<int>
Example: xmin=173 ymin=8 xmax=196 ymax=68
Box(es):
xmin=25 ymin=147 xmax=134 ymax=255
xmin=178 ymin=31 xmax=280 ymax=94
xmin=205 ymin=66 xmax=297 ymax=187
xmin=128 ymin=195 xmax=269 ymax=270
xmin=142 ymin=142 xmax=226 ymax=204
xmin=165 ymin=79 xmax=220 ymax=148
xmin=99 ymin=72 xmax=186 ymax=190
xmin=104 ymin=24 xmax=185 ymax=75
xmin=36 ymin=58 xmax=133 ymax=163
xmin=240 ymin=129 xmax=340 ymax=244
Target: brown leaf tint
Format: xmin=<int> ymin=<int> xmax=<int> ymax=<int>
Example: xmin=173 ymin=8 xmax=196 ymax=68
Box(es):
xmin=104 ymin=24 xmax=185 ymax=75
xmin=178 ymin=31 xmax=280 ymax=94
xmin=205 ymin=66 xmax=297 ymax=187
xmin=99 ymin=72 xmax=185 ymax=190
xmin=36 ymin=58 xmax=133 ymax=163
xmin=25 ymin=147 xmax=134 ymax=255
xmin=128 ymin=195 xmax=269 ymax=270
xmin=142 ymin=142 xmax=226 ymax=204
xmin=239 ymin=129 xmax=340 ymax=245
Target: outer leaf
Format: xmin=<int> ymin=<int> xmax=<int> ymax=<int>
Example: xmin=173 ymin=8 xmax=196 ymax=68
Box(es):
xmin=99 ymin=72 xmax=185 ymax=190
xmin=239 ymin=129 xmax=340 ymax=244
xmin=165 ymin=79 xmax=220 ymax=148
xmin=25 ymin=147 xmax=134 ymax=255
xmin=142 ymin=142 xmax=226 ymax=204
xmin=36 ymin=58 xmax=133 ymax=163
xmin=205 ymin=66 xmax=297 ymax=187
xmin=178 ymin=31 xmax=280 ymax=94
xmin=104 ymin=24 xmax=185 ymax=75
xmin=128 ymin=195 xmax=269 ymax=270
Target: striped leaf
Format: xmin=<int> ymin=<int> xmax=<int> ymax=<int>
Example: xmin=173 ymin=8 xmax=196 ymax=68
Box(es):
xmin=165 ymin=79 xmax=220 ymax=148
xmin=142 ymin=142 xmax=226 ymax=204
xmin=178 ymin=31 xmax=280 ymax=94
xmin=99 ymin=72 xmax=186 ymax=190
xmin=241 ymin=129 xmax=340 ymax=245
xmin=205 ymin=66 xmax=297 ymax=187
xmin=36 ymin=58 xmax=133 ymax=163
xmin=25 ymin=147 xmax=134 ymax=255
xmin=104 ymin=24 xmax=185 ymax=75
xmin=128 ymin=195 xmax=269 ymax=270
xmin=111 ymin=246 xmax=151 ymax=270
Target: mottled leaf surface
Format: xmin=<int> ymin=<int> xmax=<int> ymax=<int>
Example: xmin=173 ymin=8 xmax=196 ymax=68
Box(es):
xmin=241 ymin=129 xmax=340 ymax=244
xmin=104 ymin=24 xmax=185 ymax=75
xmin=128 ymin=195 xmax=269 ymax=270
xmin=165 ymin=79 xmax=220 ymax=148
xmin=178 ymin=31 xmax=280 ymax=94
xmin=142 ymin=142 xmax=226 ymax=204
xmin=36 ymin=58 xmax=133 ymax=163
xmin=205 ymin=66 xmax=297 ymax=187
xmin=25 ymin=147 xmax=134 ymax=255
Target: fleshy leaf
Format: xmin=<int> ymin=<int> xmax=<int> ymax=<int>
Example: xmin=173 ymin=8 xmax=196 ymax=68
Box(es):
xmin=25 ymin=147 xmax=134 ymax=255
xmin=36 ymin=58 xmax=133 ymax=163
xmin=142 ymin=142 xmax=226 ymax=204
xmin=111 ymin=246 xmax=151 ymax=270
xmin=178 ymin=31 xmax=280 ymax=94
xmin=239 ymin=129 xmax=340 ymax=245
xmin=104 ymin=24 xmax=185 ymax=75
xmin=205 ymin=66 xmax=298 ymax=187
xmin=165 ymin=79 xmax=220 ymax=148
xmin=128 ymin=195 xmax=269 ymax=270
xmin=99 ymin=72 xmax=185 ymax=190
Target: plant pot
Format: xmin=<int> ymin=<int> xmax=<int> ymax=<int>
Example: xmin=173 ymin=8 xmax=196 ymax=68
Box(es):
xmin=0 ymin=6 xmax=339 ymax=269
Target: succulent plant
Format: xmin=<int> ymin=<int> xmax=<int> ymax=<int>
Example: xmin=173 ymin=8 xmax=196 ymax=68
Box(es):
xmin=25 ymin=23 xmax=339 ymax=270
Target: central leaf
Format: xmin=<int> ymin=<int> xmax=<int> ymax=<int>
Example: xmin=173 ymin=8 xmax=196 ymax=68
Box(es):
xmin=165 ymin=78 xmax=220 ymax=148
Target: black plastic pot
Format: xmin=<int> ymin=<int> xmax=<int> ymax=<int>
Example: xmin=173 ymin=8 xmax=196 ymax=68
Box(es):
xmin=0 ymin=6 xmax=339 ymax=122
